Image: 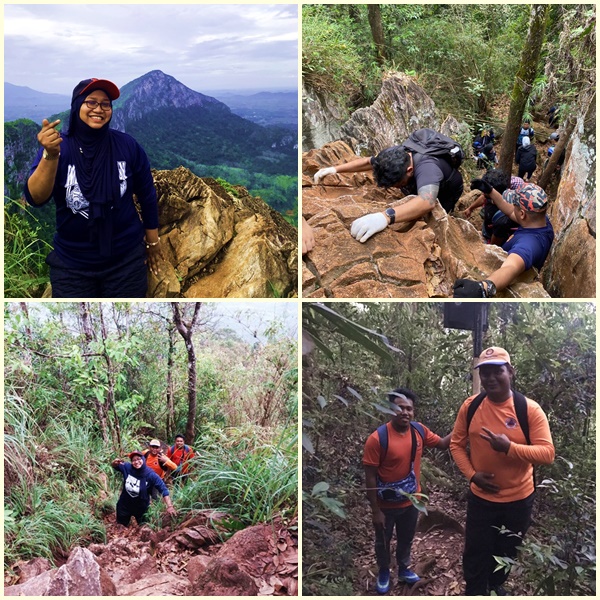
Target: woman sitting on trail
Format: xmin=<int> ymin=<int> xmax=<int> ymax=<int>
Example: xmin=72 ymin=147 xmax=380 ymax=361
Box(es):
xmin=24 ymin=78 xmax=162 ymax=298
xmin=111 ymin=451 xmax=176 ymax=527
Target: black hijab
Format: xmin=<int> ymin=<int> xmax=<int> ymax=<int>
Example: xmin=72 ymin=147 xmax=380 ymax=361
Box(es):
xmin=64 ymin=83 xmax=120 ymax=257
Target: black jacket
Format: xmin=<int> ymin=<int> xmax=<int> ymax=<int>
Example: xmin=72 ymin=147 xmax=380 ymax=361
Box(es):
xmin=516 ymin=145 xmax=537 ymax=171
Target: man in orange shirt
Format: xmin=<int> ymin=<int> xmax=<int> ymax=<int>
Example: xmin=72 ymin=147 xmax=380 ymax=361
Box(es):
xmin=450 ymin=347 xmax=555 ymax=595
xmin=143 ymin=439 xmax=177 ymax=480
xmin=363 ymin=387 xmax=451 ymax=594
xmin=167 ymin=434 xmax=196 ymax=484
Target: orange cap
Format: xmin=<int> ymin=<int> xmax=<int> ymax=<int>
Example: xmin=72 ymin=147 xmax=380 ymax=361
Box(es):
xmin=476 ymin=346 xmax=511 ymax=367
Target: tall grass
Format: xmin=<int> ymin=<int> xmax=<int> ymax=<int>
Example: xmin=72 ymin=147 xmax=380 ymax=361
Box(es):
xmin=174 ymin=425 xmax=298 ymax=526
xmin=4 ymin=481 xmax=106 ymax=570
xmin=4 ymin=200 xmax=52 ymax=298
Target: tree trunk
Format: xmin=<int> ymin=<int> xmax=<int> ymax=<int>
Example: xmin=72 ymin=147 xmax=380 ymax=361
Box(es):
xmin=172 ymin=303 xmax=202 ymax=442
xmin=79 ymin=303 xmax=110 ymax=445
xmin=99 ymin=304 xmax=123 ymax=453
xmin=498 ymin=5 xmax=548 ymax=175
xmin=368 ymin=5 xmax=387 ymax=66
xmin=165 ymin=326 xmax=177 ymax=440
xmin=536 ymin=118 xmax=575 ymax=190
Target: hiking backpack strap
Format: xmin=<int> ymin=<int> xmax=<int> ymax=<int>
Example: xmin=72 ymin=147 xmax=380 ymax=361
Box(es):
xmin=466 ymin=390 xmax=529 ymax=444
xmin=378 ymin=421 xmax=425 ymax=464
xmin=466 ymin=390 xmax=534 ymax=485
xmin=512 ymin=391 xmax=530 ymax=444
xmin=465 ymin=391 xmax=487 ymax=431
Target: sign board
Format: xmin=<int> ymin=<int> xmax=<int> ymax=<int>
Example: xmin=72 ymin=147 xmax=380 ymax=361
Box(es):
xmin=443 ymin=303 xmax=489 ymax=331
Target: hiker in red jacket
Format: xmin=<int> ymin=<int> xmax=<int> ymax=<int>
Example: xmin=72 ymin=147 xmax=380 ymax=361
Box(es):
xmin=363 ymin=387 xmax=451 ymax=594
xmin=167 ymin=434 xmax=196 ymax=484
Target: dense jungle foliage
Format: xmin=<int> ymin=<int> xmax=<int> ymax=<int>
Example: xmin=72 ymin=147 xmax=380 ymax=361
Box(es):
xmin=302 ymin=302 xmax=595 ymax=596
xmin=4 ymin=302 xmax=298 ymax=576
xmin=303 ymin=4 xmax=595 ymax=129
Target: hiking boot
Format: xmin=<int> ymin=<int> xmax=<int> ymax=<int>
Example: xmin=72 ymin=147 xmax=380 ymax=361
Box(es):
xmin=398 ymin=568 xmax=420 ymax=585
xmin=376 ymin=569 xmax=391 ymax=594
xmin=490 ymin=585 xmax=510 ymax=596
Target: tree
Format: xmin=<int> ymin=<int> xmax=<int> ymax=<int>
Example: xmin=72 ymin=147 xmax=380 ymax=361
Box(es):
xmin=498 ymin=5 xmax=549 ymax=174
xmin=368 ymin=5 xmax=387 ymax=66
xmin=171 ymin=302 xmax=202 ymax=441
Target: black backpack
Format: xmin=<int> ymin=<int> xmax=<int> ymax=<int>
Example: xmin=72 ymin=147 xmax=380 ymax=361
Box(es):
xmin=401 ymin=128 xmax=465 ymax=169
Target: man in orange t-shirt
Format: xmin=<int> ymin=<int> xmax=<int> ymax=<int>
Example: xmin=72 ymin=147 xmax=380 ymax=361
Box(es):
xmin=363 ymin=387 xmax=451 ymax=594
xmin=450 ymin=347 xmax=555 ymax=595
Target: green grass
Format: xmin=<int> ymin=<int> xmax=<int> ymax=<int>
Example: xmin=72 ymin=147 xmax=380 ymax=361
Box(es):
xmin=4 ymin=199 xmax=52 ymax=297
xmin=174 ymin=426 xmax=297 ymax=525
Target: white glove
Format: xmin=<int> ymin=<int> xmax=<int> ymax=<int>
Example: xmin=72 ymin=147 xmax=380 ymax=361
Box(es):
xmin=313 ymin=166 xmax=337 ymax=185
xmin=350 ymin=212 xmax=388 ymax=243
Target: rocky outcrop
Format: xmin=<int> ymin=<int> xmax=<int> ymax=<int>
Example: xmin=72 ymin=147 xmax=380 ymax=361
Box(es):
xmin=302 ymin=142 xmax=548 ymax=298
xmin=4 ymin=547 xmax=116 ymax=596
xmin=340 ymin=73 xmax=440 ymax=156
xmin=543 ymin=91 xmax=596 ymax=297
xmin=302 ymin=84 xmax=345 ymax=152
xmin=147 ymin=167 xmax=298 ymax=298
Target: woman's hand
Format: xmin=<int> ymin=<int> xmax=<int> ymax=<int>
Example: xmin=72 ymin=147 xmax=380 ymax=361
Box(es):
xmin=146 ymin=243 xmax=164 ymax=276
xmin=38 ymin=118 xmax=62 ymax=158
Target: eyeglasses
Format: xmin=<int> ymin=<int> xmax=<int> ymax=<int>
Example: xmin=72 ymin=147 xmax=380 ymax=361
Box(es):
xmin=83 ymin=100 xmax=112 ymax=111
xmin=149 ymin=445 xmax=160 ymax=448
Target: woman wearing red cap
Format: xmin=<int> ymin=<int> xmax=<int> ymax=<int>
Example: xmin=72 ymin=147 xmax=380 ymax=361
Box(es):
xmin=111 ymin=451 xmax=176 ymax=527
xmin=24 ymin=78 xmax=161 ymax=297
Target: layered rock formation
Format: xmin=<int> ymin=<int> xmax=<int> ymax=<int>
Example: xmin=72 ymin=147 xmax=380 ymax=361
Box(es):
xmin=542 ymin=91 xmax=596 ymax=297
xmin=303 ymin=71 xmax=595 ymax=298
xmin=147 ymin=167 xmax=297 ymax=298
xmin=302 ymin=142 xmax=547 ymax=298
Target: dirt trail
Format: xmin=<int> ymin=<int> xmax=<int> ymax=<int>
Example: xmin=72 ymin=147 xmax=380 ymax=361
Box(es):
xmin=350 ymin=487 xmax=529 ymax=596
xmin=6 ymin=510 xmax=298 ymax=596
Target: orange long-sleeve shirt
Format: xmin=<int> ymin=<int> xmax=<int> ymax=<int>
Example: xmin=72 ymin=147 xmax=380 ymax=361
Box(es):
xmin=450 ymin=393 xmax=554 ymax=502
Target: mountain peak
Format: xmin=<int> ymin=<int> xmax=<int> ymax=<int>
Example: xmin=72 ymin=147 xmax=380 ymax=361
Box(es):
xmin=111 ymin=71 xmax=229 ymax=131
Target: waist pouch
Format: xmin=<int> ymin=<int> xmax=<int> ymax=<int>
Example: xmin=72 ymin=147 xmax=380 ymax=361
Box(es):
xmin=377 ymin=465 xmax=417 ymax=502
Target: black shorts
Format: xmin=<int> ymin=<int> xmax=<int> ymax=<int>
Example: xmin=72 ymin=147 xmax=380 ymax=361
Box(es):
xmin=47 ymin=242 xmax=148 ymax=298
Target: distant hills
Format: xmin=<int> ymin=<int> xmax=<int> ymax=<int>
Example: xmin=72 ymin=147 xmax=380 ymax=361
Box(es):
xmin=4 ymin=83 xmax=70 ymax=123
xmin=4 ymin=77 xmax=297 ymax=128
xmin=4 ymin=70 xmax=298 ymax=221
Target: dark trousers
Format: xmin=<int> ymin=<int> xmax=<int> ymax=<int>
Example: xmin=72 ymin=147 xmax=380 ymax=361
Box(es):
xmin=116 ymin=499 xmax=149 ymax=527
xmin=463 ymin=491 xmax=535 ymax=595
xmin=47 ymin=241 xmax=148 ymax=298
xmin=374 ymin=505 xmax=419 ymax=572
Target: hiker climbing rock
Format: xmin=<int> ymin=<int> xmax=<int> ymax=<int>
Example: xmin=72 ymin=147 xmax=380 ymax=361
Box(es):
xmin=453 ymin=183 xmax=554 ymax=297
xmin=167 ymin=434 xmax=196 ymax=485
xmin=463 ymin=169 xmax=522 ymax=247
xmin=310 ymin=129 xmax=464 ymax=246
xmin=112 ymin=450 xmax=176 ymax=527
xmin=450 ymin=347 xmax=555 ymax=595
xmin=363 ymin=388 xmax=451 ymax=594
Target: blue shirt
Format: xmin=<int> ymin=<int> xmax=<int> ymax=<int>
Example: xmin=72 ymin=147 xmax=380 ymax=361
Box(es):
xmin=24 ymin=130 xmax=158 ymax=269
xmin=502 ymin=218 xmax=554 ymax=271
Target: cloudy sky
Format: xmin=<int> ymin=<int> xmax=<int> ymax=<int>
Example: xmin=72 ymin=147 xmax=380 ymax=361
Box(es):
xmin=4 ymin=4 xmax=298 ymax=95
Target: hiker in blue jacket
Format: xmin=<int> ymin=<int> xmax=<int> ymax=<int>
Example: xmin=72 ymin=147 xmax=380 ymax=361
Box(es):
xmin=112 ymin=450 xmax=176 ymax=527
xmin=363 ymin=388 xmax=451 ymax=593
xmin=311 ymin=129 xmax=464 ymax=244
xmin=24 ymin=78 xmax=162 ymax=298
